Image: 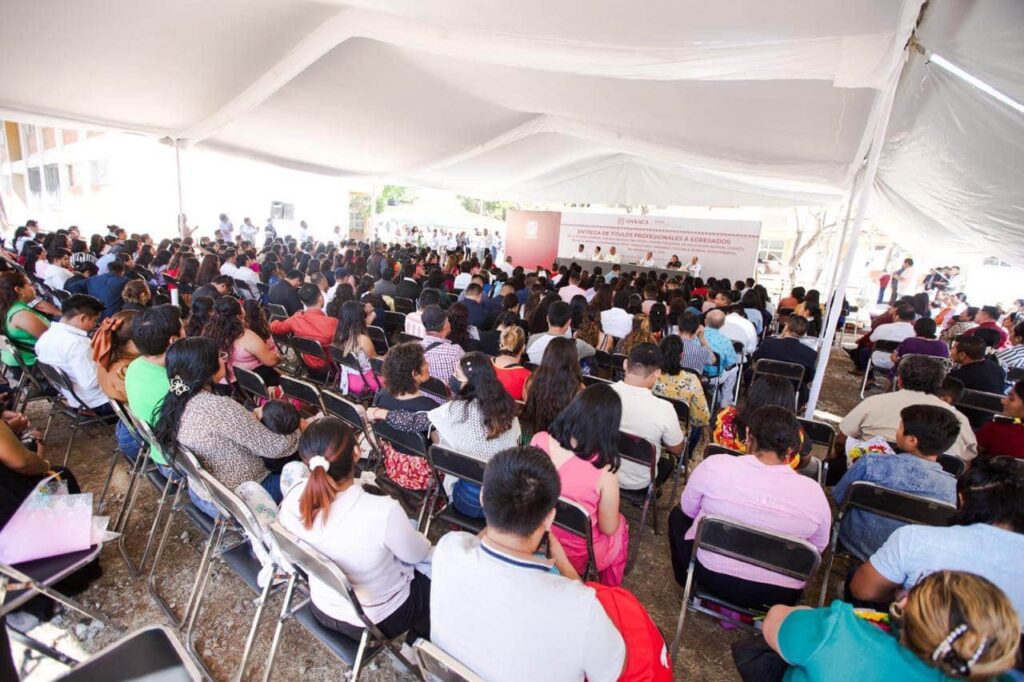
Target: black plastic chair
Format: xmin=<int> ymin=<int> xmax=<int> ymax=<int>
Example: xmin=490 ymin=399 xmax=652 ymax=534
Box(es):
xmin=670 ymin=515 xmax=820 ymax=661
xmin=955 ymin=388 xmax=1006 ymax=415
xmin=267 ymin=303 xmax=289 ymax=320
xmin=859 ymin=339 xmax=901 ymax=398
xmin=380 ymin=311 xmax=406 ymax=339
xmin=617 ymin=432 xmax=659 ymax=568
xmin=937 ymin=453 xmax=966 ymax=478
xmin=36 ymin=361 xmax=116 ymax=466
xmin=393 ymin=297 xmax=416 ymax=314
xmin=421 ymin=445 xmax=487 ymax=534
xmin=1 ymin=545 xmax=110 ymax=628
xmin=234 ymin=365 xmax=270 ymax=406
xmin=553 ymin=497 xmax=597 ymax=582
xmin=703 ymin=443 xmax=745 ymax=458
xmin=397 ymin=332 xmax=422 ymax=344
xmin=279 ymin=374 xmax=322 ymax=410
xmin=367 ymin=325 xmax=389 ymax=355
xmin=751 ymin=358 xmax=805 ymax=408
xmin=421 ymin=375 xmax=450 ymax=402
xmin=819 ymin=481 xmax=956 ymax=606
xmin=290 ymin=336 xmax=335 ymax=383
xmin=57 ymin=626 xmax=201 ymax=681
xmin=1007 ymin=366 xmax=1024 ymax=384
xmin=320 ymin=388 xmax=381 ymax=468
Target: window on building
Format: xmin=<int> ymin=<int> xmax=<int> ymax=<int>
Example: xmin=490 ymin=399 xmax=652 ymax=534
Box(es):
xmin=270 ymin=201 xmax=294 ymax=221
xmin=757 ymin=238 xmax=786 ymax=265
xmin=90 ymin=158 xmax=110 ymax=185
xmin=27 ymin=167 xmax=41 ymax=196
xmin=44 ymin=163 xmax=60 ymax=194
xmin=23 ymin=124 xmax=38 ymax=155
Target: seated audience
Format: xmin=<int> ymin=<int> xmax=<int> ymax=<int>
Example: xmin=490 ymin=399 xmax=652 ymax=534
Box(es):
xmin=269 ymin=283 xmax=338 ymax=381
xmin=404 ymin=289 xmax=440 ymax=339
xmin=575 ymin=305 xmax=615 ymax=353
xmin=600 ymin=290 xmax=632 ymax=339
xmin=849 ymin=456 xmax=1024 ymax=617
xmin=430 ymin=446 xmax=626 ymax=681
xmin=839 ymin=355 xmax=977 ymax=462
xmin=977 ymin=380 xmax=1024 ymax=459
xmin=653 ymin=334 xmax=710 ymax=456
xmin=278 ymin=418 xmax=431 ymax=641
xmin=205 ymin=295 xmax=281 ymax=385
xmin=268 ymin=270 xmax=304 ymax=316
xmin=995 ymin=320 xmax=1024 ymax=369
xmin=153 ymin=337 xmax=300 ymax=516
xmin=491 ymin=325 xmax=531 ymax=401
xmin=92 ymin=310 xmax=141 ymax=459
xmin=184 ymin=295 xmax=214 ymax=337
xmin=763 ymin=571 xmax=1020 ymax=681
xmin=415 ymin=305 xmax=465 ymax=384
xmin=891 ymin=317 xmax=948 ymax=370
xmin=612 ymin=314 xmax=655 ymax=356
xmin=35 ymin=294 xmax=113 ymax=414
xmin=333 ymin=300 xmax=379 ymax=395
xmin=669 ymin=406 xmax=830 ymax=609
xmin=526 ymin=301 xmax=596 ymax=364
xmin=676 ymin=311 xmax=715 ymax=373
xmin=521 ymin=337 xmax=585 ymax=435
xmin=712 ymin=376 xmax=810 ymax=468
xmin=369 ymin=352 xmax=520 ymax=519
xmin=0 ymin=271 xmax=50 ymax=373
xmin=750 ymin=316 xmax=817 ymax=402
xmin=125 ymin=304 xmax=183 ymax=470
xmin=612 ymin=343 xmax=686 ymax=490
xmin=962 ymin=305 xmax=1008 ymax=348
xmin=531 ymin=384 xmax=629 ymax=585
xmin=831 ymin=405 xmax=959 ymax=560
xmin=948 ymin=335 xmax=1006 ymax=429
xmin=120 ymin=280 xmax=151 ymax=312
xmin=73 ymin=258 xmax=130 ymax=319
xmin=703 ymin=310 xmax=739 ymax=406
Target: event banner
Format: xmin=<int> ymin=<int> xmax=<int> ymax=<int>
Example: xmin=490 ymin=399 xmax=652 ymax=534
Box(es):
xmin=558 ymin=213 xmax=762 ymax=281
xmin=505 ymin=209 xmax=563 ymax=269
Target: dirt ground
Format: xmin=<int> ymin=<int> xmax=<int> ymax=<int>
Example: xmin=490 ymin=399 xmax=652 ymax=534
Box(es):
xmin=14 ymin=343 xmax=867 ymax=682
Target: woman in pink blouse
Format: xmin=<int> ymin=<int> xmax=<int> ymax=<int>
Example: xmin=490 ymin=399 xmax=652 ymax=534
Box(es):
xmin=669 ymin=405 xmax=831 ymax=610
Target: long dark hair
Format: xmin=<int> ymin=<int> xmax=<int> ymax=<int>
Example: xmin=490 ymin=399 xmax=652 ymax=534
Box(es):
xmin=522 ymin=337 xmax=583 ymax=433
xmin=203 ymin=296 xmax=244 ymax=354
xmin=333 ymin=300 xmax=367 ymax=352
xmin=446 ymin=302 xmax=473 ymax=350
xmin=453 ymin=352 xmax=515 ymax=439
xmin=243 ymin=299 xmax=271 ymax=340
xmin=298 ymin=418 xmax=358 ymax=529
xmin=185 ymin=296 xmax=215 ymax=337
xmin=548 ymin=383 xmax=621 ymax=472
xmin=196 ymin=254 xmax=220 ymax=286
xmin=733 ymin=376 xmax=796 ymax=444
xmin=659 ymin=334 xmax=685 ymax=375
xmin=326 ymin=283 xmax=355 ymax=318
xmin=178 ymin=256 xmax=200 ymax=286
xmin=154 ymin=337 xmax=220 ymax=455
xmin=0 ymin=272 xmax=31 ymax=332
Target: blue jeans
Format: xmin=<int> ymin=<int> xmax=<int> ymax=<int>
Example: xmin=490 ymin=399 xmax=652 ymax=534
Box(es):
xmin=452 ymin=480 xmax=485 ymax=519
xmin=116 ymin=420 xmax=142 ymax=462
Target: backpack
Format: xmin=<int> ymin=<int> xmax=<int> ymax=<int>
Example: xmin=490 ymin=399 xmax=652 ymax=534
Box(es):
xmin=589 ymin=583 xmax=673 ymax=681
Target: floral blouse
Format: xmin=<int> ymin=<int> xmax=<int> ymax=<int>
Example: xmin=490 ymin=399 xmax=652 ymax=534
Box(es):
xmin=653 ymin=371 xmax=710 ymax=428
xmin=712 ymin=406 xmax=810 ymax=468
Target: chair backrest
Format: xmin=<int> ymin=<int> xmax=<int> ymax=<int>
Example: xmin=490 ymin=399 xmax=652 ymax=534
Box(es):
xmin=752 ymin=358 xmax=805 ymax=383
xmin=381 ymin=311 xmax=406 ymax=334
xmin=937 ymin=454 xmax=966 ymax=478
xmin=663 ymin=396 xmax=691 ymax=430
xmin=397 ymin=332 xmax=422 ymax=344
xmin=731 ymin=340 xmax=745 ymax=355
xmin=413 ymin=639 xmax=484 ymax=682
xmin=52 ymin=288 xmax=71 ymax=305
xmin=109 ymin=399 xmax=142 ymax=442
xmin=172 ymin=444 xmax=207 ymax=481
xmin=196 ymin=466 xmax=268 ymax=552
xmin=955 ymin=389 xmax=1005 ymax=415
xmin=616 ymin=432 xmax=657 ymax=474
xmin=319 ymin=388 xmax=367 ymax=431
xmin=279 ymin=374 xmax=322 ymax=408
xmin=234 ymin=366 xmax=270 ymax=401
xmin=841 ymin=481 xmax=957 ymax=526
xmin=704 ymin=443 xmax=745 ymax=458
xmin=420 ymin=376 xmax=450 ymax=401
xmin=367 ymin=326 xmax=389 ymax=354
xmin=266 ymin=522 xmax=379 ymax=634
xmin=329 ymin=346 xmax=364 ymax=374
xmin=428 ymin=445 xmax=485 ymax=484
xmin=553 ymin=497 xmax=591 ymax=540
xmin=581 ymin=374 xmax=611 ymax=387
xmin=373 ymin=420 xmax=429 ymax=458
xmin=369 ymin=356 xmax=384 ymax=378
xmin=1007 ymin=366 xmax=1024 ymax=384
xmin=693 ymin=515 xmax=820 ymax=582
xmin=872 ymin=339 xmax=902 ymax=354
xmin=796 ymin=457 xmax=824 ymax=485
xmin=291 ymin=336 xmax=329 ymax=360
xmin=36 ymin=361 xmax=91 ymax=407
xmin=267 ymin=303 xmax=289 ymax=319
xmin=796 ymin=418 xmax=836 ymax=451
xmin=393 ymin=297 xmax=416 ymax=314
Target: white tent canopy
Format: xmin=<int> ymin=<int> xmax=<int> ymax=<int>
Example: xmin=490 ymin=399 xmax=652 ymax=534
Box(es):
xmin=0 ymin=0 xmax=1020 ymax=259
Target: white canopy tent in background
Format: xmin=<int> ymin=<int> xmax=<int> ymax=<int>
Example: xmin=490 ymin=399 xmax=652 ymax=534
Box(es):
xmin=1 ymin=0 xmax=1021 ymax=416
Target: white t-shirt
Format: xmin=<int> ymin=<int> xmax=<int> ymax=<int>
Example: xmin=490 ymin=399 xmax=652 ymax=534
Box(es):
xmin=453 ymin=273 xmax=473 ymax=290
xmin=869 ymin=321 xmax=915 ymax=369
xmin=278 ymin=483 xmax=430 ymax=626
xmin=722 ymin=314 xmax=758 ymax=355
xmin=610 ymin=381 xmax=685 ymax=489
xmin=431 ymin=532 xmax=625 ymax=682
xmin=688 ymin=262 xmax=701 ymax=277
xmin=638 ymin=257 xmax=656 ymax=267
xmin=600 ymin=308 xmax=632 ymax=339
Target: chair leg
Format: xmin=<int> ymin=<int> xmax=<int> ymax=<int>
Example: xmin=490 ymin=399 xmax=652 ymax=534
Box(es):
xmin=350 ymin=630 xmax=371 ymax=681
xmin=859 ymin=364 xmax=872 ymax=400
xmin=61 ymin=411 xmax=83 ymax=467
xmin=817 ymin=530 xmax=841 ymax=607
xmin=41 ymin=401 xmax=58 ymax=442
xmin=261 ymin=574 xmax=298 ymax=682
xmin=670 ymin=560 xmax=697 ymax=662
xmin=96 ymin=445 xmax=122 ymax=513
xmin=235 ymin=572 xmax=275 ymax=682
xmin=119 ymin=468 xmax=175 ymax=576
xmin=182 ymin=522 xmax=227 ymax=681
xmin=146 ymin=483 xmax=189 ymax=626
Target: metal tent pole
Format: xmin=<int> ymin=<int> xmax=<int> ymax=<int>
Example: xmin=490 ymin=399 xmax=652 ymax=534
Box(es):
xmin=174 ymin=138 xmax=185 ymax=237
xmin=369 ymin=184 xmax=378 ymax=241
xmin=803 ymin=79 xmax=901 ymax=420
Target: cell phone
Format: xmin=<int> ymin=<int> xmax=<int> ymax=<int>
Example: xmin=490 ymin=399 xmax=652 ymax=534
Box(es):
xmin=541 ymin=530 xmax=551 ymax=559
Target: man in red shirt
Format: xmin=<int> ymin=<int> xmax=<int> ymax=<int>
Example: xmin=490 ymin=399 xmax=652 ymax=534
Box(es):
xmin=963 ymin=306 xmax=1009 ymax=349
xmin=269 ymin=283 xmax=338 ymax=380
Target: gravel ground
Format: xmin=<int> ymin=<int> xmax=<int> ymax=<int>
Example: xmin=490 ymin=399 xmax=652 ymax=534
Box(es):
xmin=13 ymin=343 xmax=866 ymax=681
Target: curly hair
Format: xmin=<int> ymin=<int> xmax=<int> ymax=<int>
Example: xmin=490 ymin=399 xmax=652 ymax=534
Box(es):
xmin=616 ymin=314 xmax=654 ymax=356
xmin=382 ymin=342 xmax=426 ymax=396
xmin=575 ymin=305 xmax=604 ymax=348
xmin=242 ymin=299 xmax=271 ymax=340
xmin=202 ymin=295 xmax=244 ymax=355
xmin=522 ymin=337 xmax=583 ymax=433
xmin=326 ymin=283 xmax=355 ymax=319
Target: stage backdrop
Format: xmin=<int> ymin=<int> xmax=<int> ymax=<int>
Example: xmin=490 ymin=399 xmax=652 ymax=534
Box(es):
xmin=504 ymin=209 xmax=562 ymax=269
xmin=558 ymin=213 xmax=762 ymax=281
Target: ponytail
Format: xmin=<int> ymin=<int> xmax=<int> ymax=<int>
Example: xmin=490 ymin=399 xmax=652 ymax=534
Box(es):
xmin=153 ymin=337 xmax=220 ymax=456
xmin=298 ymin=418 xmax=357 ymax=529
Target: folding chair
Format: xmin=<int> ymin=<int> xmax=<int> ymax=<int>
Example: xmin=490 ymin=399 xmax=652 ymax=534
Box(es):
xmin=593 ymin=350 xmax=614 ymax=379
xmin=329 ymin=347 xmax=376 ymax=403
xmin=581 ymin=374 xmax=611 ymax=387
xmin=420 ymin=375 xmax=449 ymax=402
xmin=1007 ymin=366 xmax=1024 ymax=384
xmin=670 ymin=515 xmax=820 ymax=661
xmin=279 ymin=374 xmax=323 ymax=413
xmin=380 ymin=311 xmax=406 ymax=340
xmin=184 ymin=467 xmax=284 ymax=680
xmin=267 ymin=303 xmax=289 ymax=320
xmin=397 ymin=332 xmax=422 ymax=344
xmin=57 ymin=626 xmax=201 ymax=682
xmin=421 ymin=445 xmax=486 ymax=534
xmin=373 ymin=421 xmax=431 ymax=524
xmin=97 ymin=399 xmax=145 ymax=512
xmin=796 ymin=418 xmax=836 ymax=486
xmin=937 ymin=454 xmax=966 ymax=478
xmin=775 ymin=307 xmax=794 ymax=334
xmin=320 ymin=388 xmax=382 ymax=468
xmin=553 ymin=497 xmax=597 ymax=582
xmin=36 ymin=362 xmax=116 ymax=466
xmin=747 ymin=359 xmax=800 ymax=408
xmin=367 ymin=325 xmax=389 ymax=355
xmin=859 ymin=339 xmax=900 ymax=399
xmin=290 ymin=336 xmax=335 ymax=384
xmin=818 ymin=481 xmax=956 ymax=606
xmin=256 ymin=282 xmax=270 ymax=301
xmin=665 ymin=397 xmax=692 ymax=495
xmin=731 ymin=340 xmax=746 ymax=403
xmin=369 ymin=356 xmax=385 ymax=385
xmin=412 ymin=638 xmax=484 ymax=682
xmin=233 ymin=278 xmax=258 ymax=300
xmin=393 ymin=297 xmax=416 ymax=314
xmin=703 ymin=443 xmax=745 ymax=458
xmin=1 ymin=545 xmax=111 ymax=630
xmin=262 ymin=522 xmax=418 ymax=682
xmin=955 ymin=388 xmax=1006 ymax=416
xmin=0 ymin=335 xmax=50 ymax=413
xmin=617 ymin=433 xmax=659 ymax=567
xmin=610 ymin=353 xmax=627 ymax=381
xmin=234 ymin=365 xmax=270 ymax=407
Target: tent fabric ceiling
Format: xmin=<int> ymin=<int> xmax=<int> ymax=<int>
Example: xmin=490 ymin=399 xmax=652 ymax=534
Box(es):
xmin=0 ymin=0 xmax=927 ymax=207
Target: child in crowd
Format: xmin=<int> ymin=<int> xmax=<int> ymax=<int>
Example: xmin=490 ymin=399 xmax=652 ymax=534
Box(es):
xmin=934 ymin=376 xmax=965 ymax=406
xmin=831 ymin=405 xmax=959 ymax=561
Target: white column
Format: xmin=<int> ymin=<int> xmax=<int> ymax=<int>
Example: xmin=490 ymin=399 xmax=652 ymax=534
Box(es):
xmin=803 ymin=79 xmax=901 ymax=419
xmin=369 ymin=184 xmax=378 ymax=241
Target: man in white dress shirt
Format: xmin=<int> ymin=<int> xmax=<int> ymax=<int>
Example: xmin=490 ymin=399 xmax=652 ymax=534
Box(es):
xmin=604 ymin=246 xmax=621 ymax=264
xmin=591 ymin=245 xmax=604 ymax=262
xmin=217 ymin=213 xmax=234 ymax=242
xmin=638 ymin=251 xmax=656 ymax=267
xmin=687 ymin=256 xmax=702 ymax=278
xmin=558 ymin=272 xmax=586 ymax=302
xmin=431 ymin=447 xmax=626 ymax=682
xmin=35 ymin=294 xmax=113 ymax=413
xmin=239 ymin=217 xmax=259 ymax=243
xmin=600 ymin=290 xmax=633 ymax=339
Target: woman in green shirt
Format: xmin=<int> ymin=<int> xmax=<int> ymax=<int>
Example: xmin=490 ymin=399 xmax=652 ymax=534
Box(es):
xmin=761 ymin=571 xmax=1019 ymax=681
xmin=0 ymin=271 xmax=50 ymax=370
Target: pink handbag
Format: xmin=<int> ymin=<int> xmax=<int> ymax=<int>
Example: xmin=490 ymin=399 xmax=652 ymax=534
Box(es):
xmin=0 ymin=474 xmax=94 ymax=564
